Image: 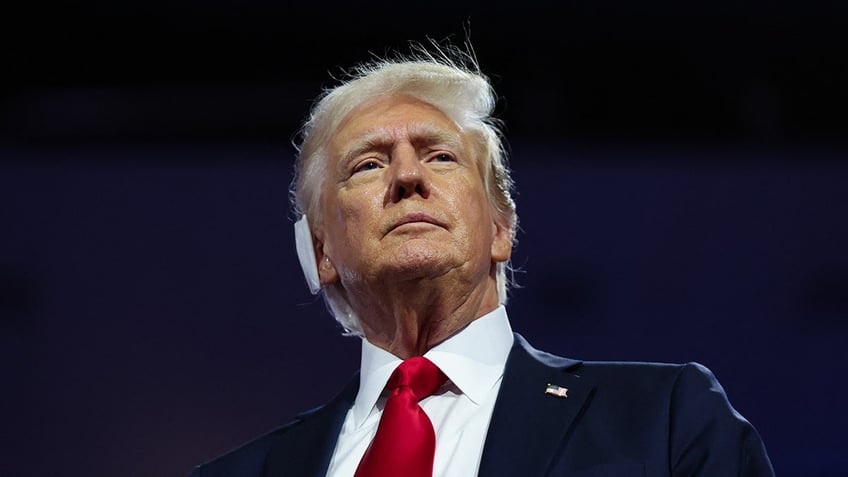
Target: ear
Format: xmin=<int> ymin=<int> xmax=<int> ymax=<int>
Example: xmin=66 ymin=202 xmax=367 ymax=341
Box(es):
xmin=294 ymin=215 xmax=322 ymax=293
xmin=314 ymin=238 xmax=340 ymax=285
xmin=490 ymin=215 xmax=513 ymax=264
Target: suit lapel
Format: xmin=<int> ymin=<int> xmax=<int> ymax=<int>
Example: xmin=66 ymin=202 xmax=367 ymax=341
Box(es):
xmin=478 ymin=334 xmax=592 ymax=477
xmin=262 ymin=375 xmax=359 ymax=477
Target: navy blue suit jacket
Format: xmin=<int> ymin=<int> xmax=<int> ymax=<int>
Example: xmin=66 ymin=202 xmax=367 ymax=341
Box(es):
xmin=190 ymin=334 xmax=774 ymax=476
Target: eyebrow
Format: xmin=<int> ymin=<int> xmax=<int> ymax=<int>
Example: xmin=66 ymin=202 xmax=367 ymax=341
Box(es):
xmin=339 ymin=123 xmax=465 ymax=165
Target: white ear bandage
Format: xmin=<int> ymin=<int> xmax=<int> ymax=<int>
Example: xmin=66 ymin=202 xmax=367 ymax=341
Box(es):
xmin=294 ymin=214 xmax=321 ymax=294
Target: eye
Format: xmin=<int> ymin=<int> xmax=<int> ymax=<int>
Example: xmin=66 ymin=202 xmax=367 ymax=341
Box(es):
xmin=353 ymin=160 xmax=382 ymax=174
xmin=431 ymin=152 xmax=456 ymax=163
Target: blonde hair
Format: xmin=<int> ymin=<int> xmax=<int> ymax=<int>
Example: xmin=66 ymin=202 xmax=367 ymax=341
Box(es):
xmin=291 ymin=43 xmax=517 ymax=335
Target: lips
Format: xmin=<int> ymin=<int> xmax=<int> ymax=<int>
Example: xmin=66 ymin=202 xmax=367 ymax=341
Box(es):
xmin=387 ymin=212 xmax=447 ymax=234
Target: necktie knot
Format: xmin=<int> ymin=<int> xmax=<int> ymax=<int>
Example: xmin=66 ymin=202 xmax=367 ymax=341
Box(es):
xmin=387 ymin=356 xmax=447 ymax=399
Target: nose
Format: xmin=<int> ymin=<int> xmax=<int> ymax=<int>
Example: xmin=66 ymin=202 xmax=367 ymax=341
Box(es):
xmin=389 ymin=145 xmax=430 ymax=202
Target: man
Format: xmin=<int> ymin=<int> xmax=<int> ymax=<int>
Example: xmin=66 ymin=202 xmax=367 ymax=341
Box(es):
xmin=190 ymin=45 xmax=774 ymax=476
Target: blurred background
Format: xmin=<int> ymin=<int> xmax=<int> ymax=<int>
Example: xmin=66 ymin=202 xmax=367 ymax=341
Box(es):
xmin=2 ymin=1 xmax=847 ymax=476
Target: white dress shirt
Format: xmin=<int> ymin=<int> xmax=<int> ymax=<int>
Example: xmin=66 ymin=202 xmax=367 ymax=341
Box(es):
xmin=325 ymin=306 xmax=515 ymax=477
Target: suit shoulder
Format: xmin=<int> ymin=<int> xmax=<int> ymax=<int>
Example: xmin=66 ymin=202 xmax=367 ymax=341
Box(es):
xmin=189 ymin=373 xmax=358 ymax=477
xmin=566 ymin=360 xmax=726 ymax=401
xmin=188 ymin=419 xmax=301 ymax=477
xmin=577 ymin=359 xmax=709 ymax=380
xmin=189 ymin=403 xmax=334 ymax=477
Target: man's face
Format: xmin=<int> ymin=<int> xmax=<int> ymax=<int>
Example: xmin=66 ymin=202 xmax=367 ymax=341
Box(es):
xmin=315 ymin=94 xmax=512 ymax=294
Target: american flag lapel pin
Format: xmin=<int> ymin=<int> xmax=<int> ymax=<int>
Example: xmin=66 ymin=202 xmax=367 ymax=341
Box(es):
xmin=545 ymin=383 xmax=569 ymax=398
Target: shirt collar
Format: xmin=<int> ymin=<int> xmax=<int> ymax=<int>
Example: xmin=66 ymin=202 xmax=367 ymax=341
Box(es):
xmin=352 ymin=306 xmax=514 ymax=428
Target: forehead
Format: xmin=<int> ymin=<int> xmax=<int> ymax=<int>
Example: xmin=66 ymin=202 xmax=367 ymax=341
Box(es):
xmin=329 ymin=95 xmax=465 ymax=154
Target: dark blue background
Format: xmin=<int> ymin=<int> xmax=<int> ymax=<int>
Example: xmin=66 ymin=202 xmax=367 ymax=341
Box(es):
xmin=2 ymin=3 xmax=847 ymax=476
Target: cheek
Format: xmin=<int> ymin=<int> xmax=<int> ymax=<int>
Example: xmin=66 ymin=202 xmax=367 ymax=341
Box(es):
xmin=460 ymin=177 xmax=491 ymax=213
xmin=332 ymin=189 xmax=382 ymax=237
xmin=447 ymin=180 xmax=493 ymax=238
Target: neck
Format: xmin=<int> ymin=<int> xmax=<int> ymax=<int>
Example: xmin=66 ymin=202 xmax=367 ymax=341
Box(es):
xmin=350 ymin=275 xmax=501 ymax=359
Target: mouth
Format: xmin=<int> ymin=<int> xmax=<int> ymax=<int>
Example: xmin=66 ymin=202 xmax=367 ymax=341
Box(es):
xmin=387 ymin=212 xmax=447 ymax=234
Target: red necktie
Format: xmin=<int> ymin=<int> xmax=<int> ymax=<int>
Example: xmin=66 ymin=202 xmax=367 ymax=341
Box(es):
xmin=355 ymin=357 xmax=448 ymax=477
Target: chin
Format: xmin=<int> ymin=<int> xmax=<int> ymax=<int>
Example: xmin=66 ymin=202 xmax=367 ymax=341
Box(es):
xmin=382 ymin=242 xmax=455 ymax=277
